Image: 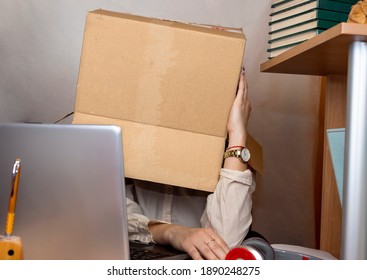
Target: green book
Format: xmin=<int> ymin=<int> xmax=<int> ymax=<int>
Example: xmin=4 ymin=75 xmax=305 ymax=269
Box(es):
xmin=271 ymin=0 xmax=354 ymax=16
xmin=269 ymin=9 xmax=349 ymax=33
xmin=269 ymin=18 xmax=338 ymax=40
xmin=331 ymin=0 xmax=358 ymax=3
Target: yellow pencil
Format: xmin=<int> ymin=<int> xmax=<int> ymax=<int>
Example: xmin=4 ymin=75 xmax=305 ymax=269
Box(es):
xmin=5 ymin=159 xmax=21 ymax=237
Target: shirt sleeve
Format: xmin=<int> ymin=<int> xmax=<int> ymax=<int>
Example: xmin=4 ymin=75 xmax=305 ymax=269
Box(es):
xmin=126 ymin=182 xmax=169 ymax=244
xmin=125 ymin=182 xmax=154 ymax=244
xmin=200 ymin=168 xmax=256 ymax=248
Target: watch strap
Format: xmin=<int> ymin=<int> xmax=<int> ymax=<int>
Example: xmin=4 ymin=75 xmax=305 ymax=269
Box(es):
xmin=223 ymin=146 xmax=250 ymax=163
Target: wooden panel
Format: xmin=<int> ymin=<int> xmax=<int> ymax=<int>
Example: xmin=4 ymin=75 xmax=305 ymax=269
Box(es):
xmin=259 ymin=24 xmax=367 ymax=258
xmin=324 ymin=75 xmax=347 ymax=128
xmin=320 ymin=75 xmax=347 ymax=259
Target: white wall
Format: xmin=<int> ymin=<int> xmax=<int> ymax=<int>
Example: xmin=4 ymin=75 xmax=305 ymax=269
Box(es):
xmin=0 ymin=0 xmax=322 ymax=248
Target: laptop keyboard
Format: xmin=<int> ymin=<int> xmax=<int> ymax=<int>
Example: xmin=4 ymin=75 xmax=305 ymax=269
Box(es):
xmin=130 ymin=246 xmax=175 ymax=260
xmin=129 ymin=241 xmax=189 ymax=260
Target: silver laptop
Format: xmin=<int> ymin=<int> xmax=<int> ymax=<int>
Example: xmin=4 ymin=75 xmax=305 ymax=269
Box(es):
xmin=0 ymin=123 xmax=129 ymax=259
xmin=0 ymin=123 xmax=188 ymax=260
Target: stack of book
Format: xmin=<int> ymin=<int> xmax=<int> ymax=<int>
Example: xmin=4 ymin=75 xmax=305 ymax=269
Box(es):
xmin=268 ymin=0 xmax=356 ymax=58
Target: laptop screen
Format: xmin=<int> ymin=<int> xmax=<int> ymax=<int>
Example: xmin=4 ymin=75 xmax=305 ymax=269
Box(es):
xmin=0 ymin=123 xmax=129 ymax=259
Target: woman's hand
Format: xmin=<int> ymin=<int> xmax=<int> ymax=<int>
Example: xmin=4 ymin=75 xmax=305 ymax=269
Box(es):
xmin=224 ymin=69 xmax=252 ymax=171
xmin=227 ymin=69 xmax=251 ymax=147
xmin=149 ymin=223 xmax=229 ymax=260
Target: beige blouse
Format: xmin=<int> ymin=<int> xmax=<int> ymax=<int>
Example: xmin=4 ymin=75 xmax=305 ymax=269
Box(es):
xmin=126 ymin=168 xmax=255 ymax=249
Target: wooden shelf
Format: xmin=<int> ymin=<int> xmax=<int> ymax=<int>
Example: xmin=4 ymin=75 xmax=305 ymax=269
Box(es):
xmin=261 ymin=23 xmax=367 ymax=76
xmin=260 ymin=23 xmax=367 ymax=259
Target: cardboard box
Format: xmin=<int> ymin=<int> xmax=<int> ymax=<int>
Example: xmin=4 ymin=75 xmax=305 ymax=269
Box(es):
xmin=73 ymin=9 xmax=262 ymax=192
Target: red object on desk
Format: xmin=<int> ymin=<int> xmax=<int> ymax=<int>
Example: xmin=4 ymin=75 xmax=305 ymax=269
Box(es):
xmin=225 ymin=246 xmax=258 ymax=260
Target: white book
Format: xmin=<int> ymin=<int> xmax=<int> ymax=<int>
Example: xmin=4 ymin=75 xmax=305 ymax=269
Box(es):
xmin=270 ymin=1 xmax=318 ymax=22
xmin=269 ymin=28 xmax=321 ymax=49
xmin=268 ymin=44 xmax=295 ymax=58
xmin=272 ymin=0 xmax=288 ymax=4
xmin=272 ymin=0 xmax=312 ymax=13
xmin=270 ymin=12 xmax=318 ymax=32
xmin=269 ymin=20 xmax=330 ymax=40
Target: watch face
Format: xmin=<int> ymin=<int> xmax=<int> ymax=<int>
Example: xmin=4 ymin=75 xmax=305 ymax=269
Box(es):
xmin=240 ymin=148 xmax=251 ymax=162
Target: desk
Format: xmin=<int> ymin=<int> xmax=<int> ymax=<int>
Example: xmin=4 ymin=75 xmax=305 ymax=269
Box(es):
xmin=260 ymin=23 xmax=367 ymax=259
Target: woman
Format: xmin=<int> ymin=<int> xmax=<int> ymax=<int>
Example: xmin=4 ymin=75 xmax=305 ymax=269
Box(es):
xmin=126 ymin=69 xmax=255 ymax=260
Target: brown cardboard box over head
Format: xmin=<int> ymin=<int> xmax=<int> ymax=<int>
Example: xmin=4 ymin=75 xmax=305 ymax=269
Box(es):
xmin=73 ymin=9 xmax=263 ymax=192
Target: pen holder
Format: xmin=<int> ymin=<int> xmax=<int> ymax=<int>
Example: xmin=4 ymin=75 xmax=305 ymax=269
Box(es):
xmin=0 ymin=235 xmax=23 ymax=260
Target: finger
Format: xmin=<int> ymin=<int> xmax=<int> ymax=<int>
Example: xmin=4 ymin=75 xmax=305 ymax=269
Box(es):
xmin=206 ymin=239 xmax=228 ymax=260
xmin=198 ymin=241 xmax=220 ymax=260
xmin=242 ymin=74 xmax=248 ymax=97
xmin=187 ymin=247 xmax=204 ymax=260
xmin=237 ymin=72 xmax=245 ymax=97
xmin=211 ymin=234 xmax=230 ymax=257
xmin=214 ymin=236 xmax=230 ymax=254
xmin=189 ymin=233 xmax=220 ymax=260
xmin=207 ymin=229 xmax=230 ymax=251
xmin=240 ymin=76 xmax=249 ymax=104
xmin=200 ymin=231 xmax=229 ymax=260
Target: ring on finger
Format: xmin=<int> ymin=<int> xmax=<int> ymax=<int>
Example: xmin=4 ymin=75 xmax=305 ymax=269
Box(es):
xmin=205 ymin=238 xmax=216 ymax=246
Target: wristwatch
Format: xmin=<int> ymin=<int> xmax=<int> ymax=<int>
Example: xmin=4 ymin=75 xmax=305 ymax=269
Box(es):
xmin=223 ymin=147 xmax=251 ymax=163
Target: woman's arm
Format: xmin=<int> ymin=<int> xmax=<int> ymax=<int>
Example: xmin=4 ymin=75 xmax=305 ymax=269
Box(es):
xmin=201 ymin=70 xmax=255 ymax=247
xmin=149 ymin=70 xmax=254 ymax=258
xmin=201 ymin=169 xmax=255 ymax=248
